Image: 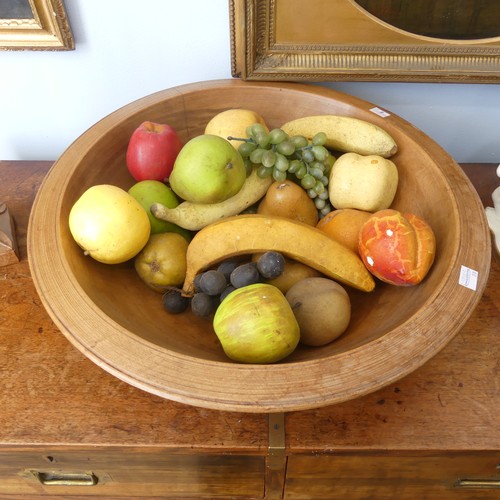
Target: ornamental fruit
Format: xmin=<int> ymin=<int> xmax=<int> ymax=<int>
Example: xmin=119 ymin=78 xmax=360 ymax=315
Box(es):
xmin=169 ymin=134 xmax=247 ymax=204
xmin=134 ymin=232 xmax=188 ymax=292
xmin=316 ymin=208 xmax=372 ymax=254
xmin=328 ymin=152 xmax=398 ymax=212
xmin=128 ymin=179 xmax=190 ymax=240
xmin=358 ymin=209 xmax=436 ymax=286
xmin=204 ymin=108 xmax=268 ymax=148
xmin=286 ymin=277 xmax=351 ymax=346
xmin=126 ymin=121 xmax=183 ymax=182
xmin=257 ymin=180 xmax=319 ymax=226
xmin=68 ymin=184 xmax=150 ymax=264
xmin=213 ymin=283 xmax=300 ymax=364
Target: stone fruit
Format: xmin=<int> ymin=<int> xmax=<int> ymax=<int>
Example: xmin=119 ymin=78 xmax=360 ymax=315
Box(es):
xmin=69 ymin=184 xmax=150 ymax=264
xmin=204 ymin=108 xmax=268 ymax=148
xmin=126 ymin=121 xmax=183 ymax=182
xmin=328 ymin=152 xmax=398 ymax=212
xmin=286 ymin=277 xmax=351 ymax=347
xmin=317 ymin=208 xmax=372 ymax=254
xmin=358 ymin=209 xmax=436 ymax=286
xmin=128 ymin=180 xmax=190 ymax=239
xmin=257 ymin=180 xmax=319 ymax=226
xmin=134 ymin=232 xmax=188 ymax=292
xmin=169 ymin=134 xmax=247 ymax=204
xmin=213 ymin=283 xmax=300 ymax=364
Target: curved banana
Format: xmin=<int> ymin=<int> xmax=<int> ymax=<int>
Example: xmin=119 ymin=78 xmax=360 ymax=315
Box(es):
xmin=151 ymin=168 xmax=272 ymax=231
xmin=182 ymin=214 xmax=375 ymax=296
xmin=281 ymin=115 xmax=398 ymax=158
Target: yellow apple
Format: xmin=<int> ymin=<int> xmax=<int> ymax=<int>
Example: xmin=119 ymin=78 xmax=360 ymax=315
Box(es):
xmin=205 ymin=108 xmax=268 ymax=148
xmin=69 ymin=184 xmax=150 ymax=264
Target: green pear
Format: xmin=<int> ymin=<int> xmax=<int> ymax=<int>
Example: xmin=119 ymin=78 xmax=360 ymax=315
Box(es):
xmin=169 ymin=134 xmax=246 ymax=204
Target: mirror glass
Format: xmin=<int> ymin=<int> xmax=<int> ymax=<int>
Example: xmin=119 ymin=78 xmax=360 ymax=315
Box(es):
xmin=354 ymin=0 xmax=500 ymax=40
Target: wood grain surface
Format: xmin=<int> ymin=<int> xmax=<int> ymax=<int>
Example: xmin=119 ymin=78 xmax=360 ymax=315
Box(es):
xmin=286 ymin=162 xmax=500 ymax=451
xmin=1 ymin=160 xmax=498 ymax=450
xmin=0 ymin=162 xmax=267 ymax=450
xmin=0 ymin=160 xmax=498 ymax=498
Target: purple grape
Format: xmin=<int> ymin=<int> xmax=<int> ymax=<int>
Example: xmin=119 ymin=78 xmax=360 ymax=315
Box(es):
xmin=163 ymin=289 xmax=189 ymax=314
xmin=217 ymin=259 xmax=240 ymax=280
xmin=220 ymin=285 xmax=236 ymax=302
xmin=191 ymin=292 xmax=218 ymax=317
xmin=230 ymin=262 xmax=260 ymax=288
xmin=256 ymin=251 xmax=285 ymax=279
xmin=198 ymin=269 xmax=227 ymax=296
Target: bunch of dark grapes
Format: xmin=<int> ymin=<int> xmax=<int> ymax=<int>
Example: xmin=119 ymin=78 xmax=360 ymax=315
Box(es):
xmin=163 ymin=252 xmax=286 ymax=317
xmin=228 ymin=124 xmax=334 ymax=218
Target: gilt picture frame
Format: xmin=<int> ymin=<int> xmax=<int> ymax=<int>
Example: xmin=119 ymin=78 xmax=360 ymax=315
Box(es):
xmin=0 ymin=0 xmax=74 ymax=50
xmin=229 ymin=0 xmax=500 ymax=83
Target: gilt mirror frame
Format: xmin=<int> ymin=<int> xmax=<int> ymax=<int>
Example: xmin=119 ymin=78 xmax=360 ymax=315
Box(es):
xmin=229 ymin=0 xmax=500 ymax=83
xmin=0 ymin=0 xmax=74 ymax=50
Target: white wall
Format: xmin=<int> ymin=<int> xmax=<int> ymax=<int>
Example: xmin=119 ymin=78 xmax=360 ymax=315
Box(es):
xmin=0 ymin=0 xmax=499 ymax=163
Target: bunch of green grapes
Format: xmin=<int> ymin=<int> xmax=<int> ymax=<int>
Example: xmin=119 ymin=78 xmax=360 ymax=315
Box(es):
xmin=229 ymin=124 xmax=334 ymax=217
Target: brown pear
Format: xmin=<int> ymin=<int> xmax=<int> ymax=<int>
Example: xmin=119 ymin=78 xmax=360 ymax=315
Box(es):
xmin=257 ymin=180 xmax=318 ymax=226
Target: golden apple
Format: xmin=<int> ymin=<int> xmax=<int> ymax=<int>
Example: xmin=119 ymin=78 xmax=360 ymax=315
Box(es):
xmin=69 ymin=184 xmax=150 ymax=264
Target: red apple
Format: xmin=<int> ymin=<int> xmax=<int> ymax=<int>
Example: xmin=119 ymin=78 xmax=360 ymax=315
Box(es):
xmin=126 ymin=121 xmax=183 ymax=182
xmin=358 ymin=209 xmax=436 ymax=286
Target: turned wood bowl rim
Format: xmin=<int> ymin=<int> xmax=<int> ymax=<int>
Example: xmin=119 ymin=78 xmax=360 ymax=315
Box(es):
xmin=27 ymin=79 xmax=491 ymax=413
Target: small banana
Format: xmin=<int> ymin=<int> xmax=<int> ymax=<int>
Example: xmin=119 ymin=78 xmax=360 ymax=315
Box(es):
xmin=281 ymin=115 xmax=398 ymax=158
xmin=151 ymin=168 xmax=272 ymax=231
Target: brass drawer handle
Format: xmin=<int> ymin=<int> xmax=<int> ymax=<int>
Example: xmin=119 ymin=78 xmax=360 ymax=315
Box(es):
xmin=34 ymin=471 xmax=98 ymax=486
xmin=456 ymin=478 xmax=500 ymax=489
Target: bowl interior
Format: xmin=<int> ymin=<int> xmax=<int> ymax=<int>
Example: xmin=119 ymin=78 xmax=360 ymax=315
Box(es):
xmin=29 ymin=80 xmax=490 ymax=411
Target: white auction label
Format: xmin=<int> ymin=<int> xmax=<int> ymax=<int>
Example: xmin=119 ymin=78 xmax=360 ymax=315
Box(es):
xmin=370 ymin=107 xmax=391 ymax=118
xmin=459 ymin=265 xmax=478 ymax=291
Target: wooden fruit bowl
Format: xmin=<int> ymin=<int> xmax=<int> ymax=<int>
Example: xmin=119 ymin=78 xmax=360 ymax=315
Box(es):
xmin=28 ymin=80 xmax=491 ymax=413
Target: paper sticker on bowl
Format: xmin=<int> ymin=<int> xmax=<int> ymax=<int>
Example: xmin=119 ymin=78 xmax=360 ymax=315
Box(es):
xmin=459 ymin=265 xmax=479 ymax=291
xmin=370 ymin=107 xmax=391 ymax=118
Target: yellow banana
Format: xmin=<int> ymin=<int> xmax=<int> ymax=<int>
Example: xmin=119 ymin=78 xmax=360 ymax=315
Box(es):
xmin=281 ymin=115 xmax=398 ymax=158
xmin=182 ymin=214 xmax=375 ymax=296
xmin=151 ymin=168 xmax=272 ymax=231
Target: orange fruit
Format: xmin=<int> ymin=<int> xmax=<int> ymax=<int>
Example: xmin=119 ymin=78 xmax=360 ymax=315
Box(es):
xmin=316 ymin=208 xmax=372 ymax=254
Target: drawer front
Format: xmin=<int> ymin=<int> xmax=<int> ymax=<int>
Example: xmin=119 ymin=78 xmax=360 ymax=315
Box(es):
xmin=284 ymin=452 xmax=500 ymax=499
xmin=0 ymin=450 xmax=265 ymax=498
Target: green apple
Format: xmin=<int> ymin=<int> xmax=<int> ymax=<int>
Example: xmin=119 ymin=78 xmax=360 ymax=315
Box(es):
xmin=213 ymin=283 xmax=300 ymax=364
xmin=169 ymin=134 xmax=246 ymax=204
xmin=128 ymin=180 xmax=191 ymax=240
